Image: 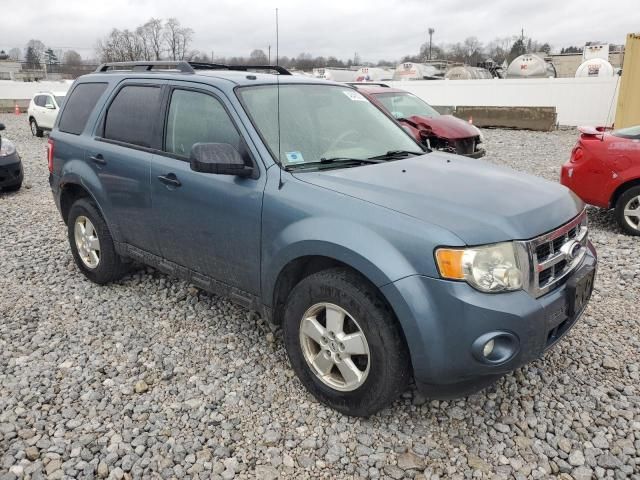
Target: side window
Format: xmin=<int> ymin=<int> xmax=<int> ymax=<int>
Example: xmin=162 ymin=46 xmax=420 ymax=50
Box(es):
xmin=34 ymin=95 xmax=45 ymax=107
xmin=103 ymin=85 xmax=161 ymax=148
xmin=165 ymin=89 xmax=241 ymax=157
xmin=44 ymin=96 xmax=55 ymax=108
xmin=58 ymin=83 xmax=108 ymax=135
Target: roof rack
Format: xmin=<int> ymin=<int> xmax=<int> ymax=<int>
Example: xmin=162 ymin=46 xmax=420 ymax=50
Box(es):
xmin=95 ymin=61 xmax=292 ymax=75
xmin=347 ymin=82 xmax=390 ymax=88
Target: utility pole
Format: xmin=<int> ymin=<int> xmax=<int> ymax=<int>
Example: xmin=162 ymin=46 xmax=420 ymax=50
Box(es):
xmin=268 ymin=45 xmax=271 ymax=64
xmin=428 ymin=28 xmax=435 ymax=60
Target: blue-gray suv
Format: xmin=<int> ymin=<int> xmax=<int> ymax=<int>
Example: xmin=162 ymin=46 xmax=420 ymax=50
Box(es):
xmin=48 ymin=61 xmax=597 ymax=416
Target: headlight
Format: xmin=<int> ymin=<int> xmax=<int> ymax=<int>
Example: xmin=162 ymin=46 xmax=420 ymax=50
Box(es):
xmin=0 ymin=139 xmax=16 ymax=157
xmin=435 ymin=242 xmax=524 ymax=293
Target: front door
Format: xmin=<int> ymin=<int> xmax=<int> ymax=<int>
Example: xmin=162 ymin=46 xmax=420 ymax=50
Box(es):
xmin=151 ymin=86 xmax=265 ymax=294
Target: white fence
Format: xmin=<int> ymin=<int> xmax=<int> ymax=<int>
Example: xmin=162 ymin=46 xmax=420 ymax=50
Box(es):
xmin=0 ymin=80 xmax=73 ymax=99
xmin=387 ymin=77 xmax=621 ymax=126
xmin=0 ymin=77 xmax=621 ymax=127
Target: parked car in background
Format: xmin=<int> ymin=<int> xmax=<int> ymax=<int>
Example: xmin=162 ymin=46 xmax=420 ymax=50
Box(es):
xmin=351 ymin=83 xmax=486 ymax=158
xmin=561 ymin=125 xmax=640 ymax=236
xmin=0 ymin=123 xmax=23 ymax=192
xmin=27 ymin=91 xmax=67 ymax=137
xmin=49 ymin=62 xmax=595 ymax=416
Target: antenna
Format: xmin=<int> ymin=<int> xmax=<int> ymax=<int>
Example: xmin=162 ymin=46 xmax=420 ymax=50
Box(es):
xmin=276 ymin=7 xmax=284 ymax=189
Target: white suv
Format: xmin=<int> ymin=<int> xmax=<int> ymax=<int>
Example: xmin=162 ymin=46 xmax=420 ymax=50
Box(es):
xmin=27 ymin=91 xmax=67 ymax=137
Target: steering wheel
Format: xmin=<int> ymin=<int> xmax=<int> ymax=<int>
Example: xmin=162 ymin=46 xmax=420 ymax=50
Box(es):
xmin=324 ymin=129 xmax=361 ymax=155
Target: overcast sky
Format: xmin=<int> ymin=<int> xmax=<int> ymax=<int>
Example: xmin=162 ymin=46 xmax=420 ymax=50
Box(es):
xmin=1 ymin=0 xmax=637 ymax=62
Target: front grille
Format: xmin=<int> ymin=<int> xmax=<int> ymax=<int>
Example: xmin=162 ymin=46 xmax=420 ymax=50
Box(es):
xmin=522 ymin=210 xmax=589 ymax=297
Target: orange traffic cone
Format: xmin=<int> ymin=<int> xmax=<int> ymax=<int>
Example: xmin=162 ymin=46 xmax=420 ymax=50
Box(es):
xmin=468 ymin=115 xmax=473 ymax=124
xmin=14 ymin=104 xmax=20 ymax=115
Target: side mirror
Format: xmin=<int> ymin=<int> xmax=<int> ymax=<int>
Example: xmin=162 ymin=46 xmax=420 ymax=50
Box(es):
xmin=189 ymin=143 xmax=253 ymax=177
xmin=0 ymin=123 xmax=5 ymax=131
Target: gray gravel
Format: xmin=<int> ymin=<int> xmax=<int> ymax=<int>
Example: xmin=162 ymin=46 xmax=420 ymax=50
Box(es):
xmin=1 ymin=113 xmax=639 ymax=479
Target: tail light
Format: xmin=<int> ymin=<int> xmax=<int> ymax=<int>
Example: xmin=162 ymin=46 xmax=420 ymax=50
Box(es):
xmin=47 ymin=138 xmax=54 ymax=173
xmin=570 ymin=145 xmax=584 ymax=163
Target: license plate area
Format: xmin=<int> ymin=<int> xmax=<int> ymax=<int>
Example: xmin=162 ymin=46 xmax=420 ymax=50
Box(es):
xmin=567 ymin=265 xmax=595 ymax=317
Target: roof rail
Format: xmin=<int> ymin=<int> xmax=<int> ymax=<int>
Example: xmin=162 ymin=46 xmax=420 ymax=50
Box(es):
xmin=95 ymin=61 xmax=292 ymax=75
xmin=347 ymin=82 xmax=391 ymax=88
xmin=95 ymin=61 xmax=195 ymax=73
xmin=189 ymin=63 xmax=292 ymax=75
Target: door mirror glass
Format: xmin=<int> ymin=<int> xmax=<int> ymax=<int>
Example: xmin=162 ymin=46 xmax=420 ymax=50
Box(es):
xmin=190 ymin=143 xmax=253 ymax=177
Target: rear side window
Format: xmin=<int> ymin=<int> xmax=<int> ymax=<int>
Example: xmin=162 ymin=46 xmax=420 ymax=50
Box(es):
xmin=34 ymin=95 xmax=45 ymax=107
xmin=103 ymin=86 xmax=161 ymax=148
xmin=58 ymin=83 xmax=108 ymax=135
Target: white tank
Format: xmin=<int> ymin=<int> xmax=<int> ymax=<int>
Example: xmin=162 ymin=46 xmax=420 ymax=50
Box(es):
xmin=392 ymin=62 xmax=441 ymax=81
xmin=575 ymin=58 xmax=615 ymax=77
xmin=353 ymin=67 xmax=394 ymax=82
xmin=506 ymin=54 xmax=556 ymax=78
xmin=444 ymin=66 xmax=493 ymax=80
xmin=312 ymin=68 xmax=357 ymax=82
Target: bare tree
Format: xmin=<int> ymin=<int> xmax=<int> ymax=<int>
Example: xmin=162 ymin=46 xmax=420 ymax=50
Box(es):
xmin=142 ymin=18 xmax=164 ymax=60
xmin=8 ymin=47 xmax=21 ymax=61
xmin=62 ymin=50 xmax=83 ymax=66
xmin=164 ymin=18 xmax=194 ymax=60
xmin=25 ymin=39 xmax=45 ymax=64
xmin=249 ymin=49 xmax=268 ymax=64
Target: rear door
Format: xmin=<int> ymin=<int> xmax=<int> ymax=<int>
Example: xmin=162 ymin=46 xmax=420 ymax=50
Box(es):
xmin=87 ymin=80 xmax=165 ymax=254
xmin=150 ymin=83 xmax=265 ymax=294
xmin=41 ymin=95 xmax=58 ymax=129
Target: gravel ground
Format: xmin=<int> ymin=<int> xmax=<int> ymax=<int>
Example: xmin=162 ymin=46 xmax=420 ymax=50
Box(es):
xmin=1 ymin=113 xmax=638 ymax=480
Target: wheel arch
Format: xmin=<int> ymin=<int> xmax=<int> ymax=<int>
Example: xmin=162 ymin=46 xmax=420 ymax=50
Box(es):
xmin=610 ymin=177 xmax=640 ymax=208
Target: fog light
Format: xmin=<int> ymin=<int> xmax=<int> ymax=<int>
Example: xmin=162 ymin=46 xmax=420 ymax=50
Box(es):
xmin=483 ymin=339 xmax=495 ymax=357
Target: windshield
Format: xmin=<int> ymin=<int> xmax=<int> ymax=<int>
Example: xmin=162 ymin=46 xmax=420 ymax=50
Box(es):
xmin=374 ymin=92 xmax=440 ymax=119
xmin=612 ymin=125 xmax=640 ymax=140
xmin=237 ymin=84 xmax=422 ymax=167
xmin=55 ymin=96 xmax=66 ymax=107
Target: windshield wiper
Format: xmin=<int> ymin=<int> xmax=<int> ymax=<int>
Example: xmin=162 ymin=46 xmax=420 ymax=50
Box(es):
xmin=285 ymin=157 xmax=383 ymax=171
xmin=367 ymin=150 xmax=425 ymax=160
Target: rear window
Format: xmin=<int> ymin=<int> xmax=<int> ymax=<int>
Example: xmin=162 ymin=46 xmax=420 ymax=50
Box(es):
xmin=58 ymin=83 xmax=108 ymax=135
xmin=103 ymin=85 xmax=161 ymax=148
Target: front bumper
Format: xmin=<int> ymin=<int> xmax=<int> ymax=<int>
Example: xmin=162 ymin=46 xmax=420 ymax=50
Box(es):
xmin=0 ymin=153 xmax=23 ymax=189
xmin=381 ymin=241 xmax=597 ymax=398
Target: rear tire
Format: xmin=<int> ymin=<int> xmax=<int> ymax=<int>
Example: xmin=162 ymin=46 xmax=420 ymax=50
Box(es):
xmin=282 ymin=267 xmax=411 ymax=416
xmin=67 ymin=198 xmax=128 ymax=284
xmin=2 ymin=182 xmax=22 ymax=192
xmin=30 ymin=118 xmax=43 ymax=137
xmin=615 ymin=186 xmax=640 ymax=236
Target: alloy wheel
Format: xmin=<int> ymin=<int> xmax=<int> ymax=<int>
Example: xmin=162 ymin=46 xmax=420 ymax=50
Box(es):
xmin=623 ymin=195 xmax=640 ymax=231
xmin=299 ymin=302 xmax=370 ymax=392
xmin=74 ymin=216 xmax=101 ymax=269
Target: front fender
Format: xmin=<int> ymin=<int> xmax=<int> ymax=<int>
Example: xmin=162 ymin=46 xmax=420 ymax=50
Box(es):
xmin=262 ymin=216 xmax=417 ymax=305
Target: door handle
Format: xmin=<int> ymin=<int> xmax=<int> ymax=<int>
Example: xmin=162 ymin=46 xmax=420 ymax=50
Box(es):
xmin=157 ymin=173 xmax=182 ymax=187
xmin=90 ymin=154 xmax=106 ymax=165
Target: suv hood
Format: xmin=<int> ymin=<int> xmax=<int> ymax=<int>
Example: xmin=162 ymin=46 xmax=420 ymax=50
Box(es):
xmin=293 ymin=153 xmax=583 ymax=245
xmin=404 ymin=114 xmax=480 ymax=140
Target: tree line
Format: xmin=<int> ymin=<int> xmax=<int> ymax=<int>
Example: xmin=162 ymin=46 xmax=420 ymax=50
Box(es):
xmin=2 ymin=19 xmax=613 ymax=74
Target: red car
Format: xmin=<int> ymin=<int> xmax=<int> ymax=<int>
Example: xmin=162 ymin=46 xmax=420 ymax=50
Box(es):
xmin=561 ymin=125 xmax=640 ymax=236
xmin=352 ymin=84 xmax=485 ymax=158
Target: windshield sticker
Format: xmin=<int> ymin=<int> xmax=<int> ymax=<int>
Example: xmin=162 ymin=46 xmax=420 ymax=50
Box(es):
xmin=342 ymin=91 xmax=367 ymax=102
xmin=285 ymin=151 xmax=305 ymax=164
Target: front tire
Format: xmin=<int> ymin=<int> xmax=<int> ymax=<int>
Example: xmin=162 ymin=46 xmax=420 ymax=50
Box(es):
xmin=2 ymin=182 xmax=22 ymax=192
xmin=67 ymin=198 xmax=128 ymax=284
xmin=615 ymin=186 xmax=640 ymax=236
xmin=283 ymin=268 xmax=411 ymax=416
xmin=30 ymin=118 xmax=43 ymax=137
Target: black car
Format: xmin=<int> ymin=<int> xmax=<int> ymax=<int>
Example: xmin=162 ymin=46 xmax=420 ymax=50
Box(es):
xmin=0 ymin=123 xmax=23 ymax=192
